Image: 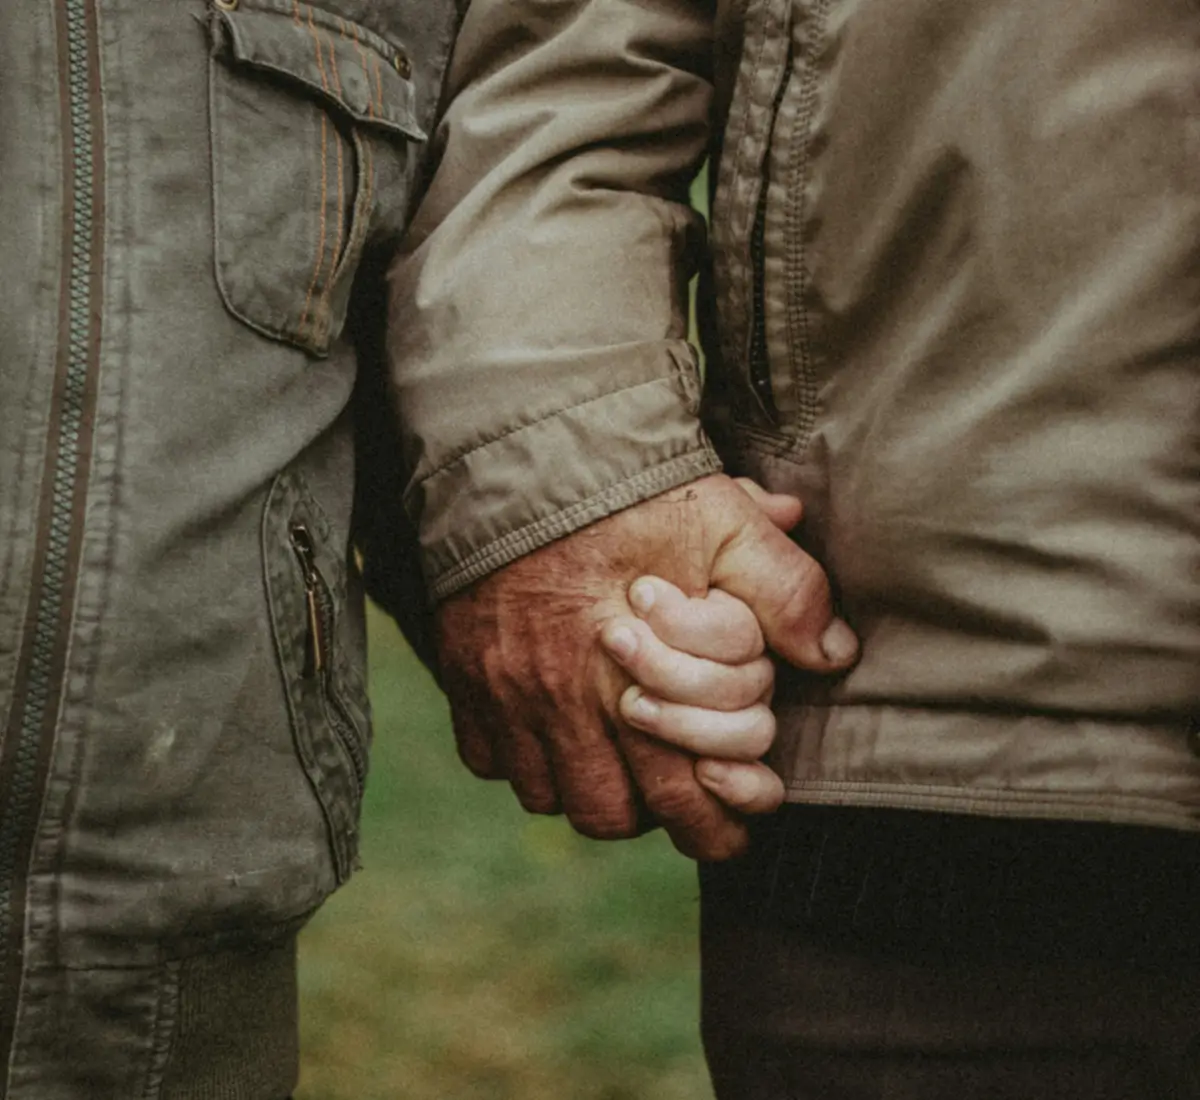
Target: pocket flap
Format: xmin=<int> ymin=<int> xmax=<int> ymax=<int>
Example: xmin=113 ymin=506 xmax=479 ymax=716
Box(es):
xmin=211 ymin=0 xmax=426 ymax=142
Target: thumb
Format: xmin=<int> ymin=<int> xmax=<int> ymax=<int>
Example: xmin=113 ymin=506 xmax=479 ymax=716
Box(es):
xmin=733 ymin=477 xmax=804 ymax=532
xmin=710 ymin=516 xmax=858 ymax=672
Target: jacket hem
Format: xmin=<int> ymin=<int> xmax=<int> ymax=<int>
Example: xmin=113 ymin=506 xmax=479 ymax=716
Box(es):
xmin=783 ymin=780 xmax=1200 ymax=833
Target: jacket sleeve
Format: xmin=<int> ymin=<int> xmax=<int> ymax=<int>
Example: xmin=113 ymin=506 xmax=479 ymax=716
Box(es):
xmin=386 ymin=0 xmax=721 ymax=602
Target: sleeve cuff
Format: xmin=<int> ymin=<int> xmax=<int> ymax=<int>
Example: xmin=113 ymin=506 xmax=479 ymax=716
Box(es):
xmin=413 ymin=369 xmax=722 ymax=600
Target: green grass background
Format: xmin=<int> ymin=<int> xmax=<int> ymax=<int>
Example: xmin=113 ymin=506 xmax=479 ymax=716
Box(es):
xmin=296 ymin=169 xmax=715 ymax=1099
xmin=295 ymin=606 xmax=714 ymax=1099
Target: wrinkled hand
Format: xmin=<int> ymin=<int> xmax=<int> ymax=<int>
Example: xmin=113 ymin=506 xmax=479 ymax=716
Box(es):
xmin=435 ymin=473 xmax=857 ymax=860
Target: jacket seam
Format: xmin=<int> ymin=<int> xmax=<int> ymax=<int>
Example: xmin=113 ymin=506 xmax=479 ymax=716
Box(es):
xmin=428 ymin=446 xmax=721 ymax=599
xmin=409 ymin=362 xmax=698 ymax=501
xmin=27 ymin=913 xmax=312 ymax=974
xmin=719 ymin=421 xmax=811 ymax=466
xmin=785 ymin=780 xmax=1200 ymax=825
xmin=782 ymin=0 xmax=831 ymax=452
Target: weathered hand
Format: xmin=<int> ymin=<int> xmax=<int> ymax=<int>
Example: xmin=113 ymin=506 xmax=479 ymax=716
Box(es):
xmin=435 ymin=473 xmax=857 ymax=860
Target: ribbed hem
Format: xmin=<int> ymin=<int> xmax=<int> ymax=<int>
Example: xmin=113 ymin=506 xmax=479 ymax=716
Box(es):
xmin=156 ymin=937 xmax=298 ymax=1100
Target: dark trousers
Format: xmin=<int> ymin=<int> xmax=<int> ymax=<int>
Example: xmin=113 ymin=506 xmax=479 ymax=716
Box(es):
xmin=700 ymin=807 xmax=1200 ymax=1100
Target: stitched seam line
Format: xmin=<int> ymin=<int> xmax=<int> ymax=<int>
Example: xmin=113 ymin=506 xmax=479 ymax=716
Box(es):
xmin=784 ymin=0 xmax=831 ymax=452
xmin=735 ymin=2 xmax=789 ymax=357
xmin=343 ymin=18 xmax=375 ymax=119
xmin=373 ymin=54 xmax=384 ymax=114
xmin=782 ymin=781 xmax=1200 ymax=826
xmin=411 ymin=367 xmax=694 ymax=492
xmin=296 ymin=4 xmax=332 ymax=338
xmin=428 ymin=448 xmax=721 ymax=599
xmin=715 ymin=421 xmax=809 ymax=467
xmin=715 ymin=0 xmax=776 ymax=370
xmin=253 ymin=0 xmax=405 ymax=72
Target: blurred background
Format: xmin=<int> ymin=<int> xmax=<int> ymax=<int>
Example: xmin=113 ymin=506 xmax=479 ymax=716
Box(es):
xmin=296 ymin=171 xmax=714 ymax=1099
xmin=294 ymin=606 xmax=714 ymax=1099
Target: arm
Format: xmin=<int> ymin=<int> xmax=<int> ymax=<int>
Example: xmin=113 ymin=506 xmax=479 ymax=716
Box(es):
xmin=387 ymin=0 xmax=719 ymax=599
xmin=384 ymin=2 xmax=853 ymax=858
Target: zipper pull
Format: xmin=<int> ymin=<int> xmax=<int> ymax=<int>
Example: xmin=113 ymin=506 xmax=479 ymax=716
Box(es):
xmin=290 ymin=524 xmax=326 ymax=678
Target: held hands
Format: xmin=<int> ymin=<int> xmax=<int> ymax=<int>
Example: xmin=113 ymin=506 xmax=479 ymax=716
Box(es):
xmin=435 ymin=474 xmax=857 ymax=861
xmin=601 ymin=574 xmax=785 ymax=818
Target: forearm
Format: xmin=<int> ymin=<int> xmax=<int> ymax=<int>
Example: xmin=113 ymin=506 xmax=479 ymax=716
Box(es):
xmin=387 ymin=0 xmax=720 ymax=600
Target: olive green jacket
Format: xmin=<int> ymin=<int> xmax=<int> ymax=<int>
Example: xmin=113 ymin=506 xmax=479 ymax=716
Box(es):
xmin=0 ymin=0 xmax=716 ymax=1094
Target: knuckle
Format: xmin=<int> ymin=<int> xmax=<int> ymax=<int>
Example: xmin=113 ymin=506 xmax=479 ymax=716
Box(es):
xmin=747 ymin=706 xmax=777 ymax=757
xmin=733 ymin=619 xmax=766 ymax=662
xmin=642 ymin=772 xmax=707 ymax=825
xmin=779 ymin=558 xmax=832 ymax=626
xmin=731 ymin=477 xmax=764 ymax=506
xmin=684 ymin=822 xmax=750 ymax=862
xmin=568 ymin=806 xmax=640 ymax=841
xmin=456 ymin=737 xmax=500 ymax=779
xmin=643 ymin=646 xmax=703 ymax=700
xmin=749 ymin=657 xmax=776 ymax=698
xmin=628 ymin=652 xmax=667 ymax=695
xmin=656 ymin=604 xmax=693 ymax=647
xmin=620 ymin=694 xmax=662 ymax=734
xmin=723 ymin=660 xmax=772 ymax=710
xmin=676 ymin=662 xmax=711 ymax=701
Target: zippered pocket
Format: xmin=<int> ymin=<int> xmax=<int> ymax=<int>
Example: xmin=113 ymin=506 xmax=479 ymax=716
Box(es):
xmin=290 ymin=523 xmax=368 ymax=801
xmin=264 ymin=470 xmax=371 ymax=883
xmin=710 ymin=0 xmax=795 ymax=428
xmin=745 ymin=37 xmax=796 ymax=421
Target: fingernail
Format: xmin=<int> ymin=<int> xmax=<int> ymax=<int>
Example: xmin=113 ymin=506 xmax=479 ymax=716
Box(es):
xmin=629 ymin=578 xmax=656 ymax=615
xmin=627 ymin=690 xmax=660 ymax=721
xmin=820 ymin=618 xmax=858 ymax=664
xmin=603 ymin=624 xmax=638 ymax=660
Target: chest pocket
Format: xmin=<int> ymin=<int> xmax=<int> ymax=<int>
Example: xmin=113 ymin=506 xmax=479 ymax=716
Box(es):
xmin=208 ymin=0 xmax=426 ymax=356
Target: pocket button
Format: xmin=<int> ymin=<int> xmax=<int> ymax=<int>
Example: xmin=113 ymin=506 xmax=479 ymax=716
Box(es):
xmin=392 ymin=52 xmax=412 ymax=80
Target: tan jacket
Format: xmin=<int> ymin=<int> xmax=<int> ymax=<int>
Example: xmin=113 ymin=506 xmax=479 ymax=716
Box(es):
xmin=392 ymin=0 xmax=1200 ymax=832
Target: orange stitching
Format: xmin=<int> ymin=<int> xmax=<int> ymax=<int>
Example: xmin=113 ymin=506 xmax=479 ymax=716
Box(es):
xmin=297 ymin=6 xmax=332 ymax=339
xmin=371 ymin=54 xmax=384 ymax=116
xmin=324 ymin=25 xmax=343 ymax=99
xmin=291 ymin=0 xmax=302 ymax=26
xmin=347 ymin=21 xmax=375 ymax=119
xmin=306 ymin=6 xmax=331 ymax=95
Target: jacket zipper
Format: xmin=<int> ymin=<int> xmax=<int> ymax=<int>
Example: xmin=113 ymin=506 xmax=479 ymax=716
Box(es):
xmin=747 ymin=197 xmax=774 ymax=414
xmin=746 ymin=41 xmax=795 ymax=420
xmin=289 ymin=525 xmax=367 ymax=796
xmin=0 ymin=0 xmax=104 ymax=1064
